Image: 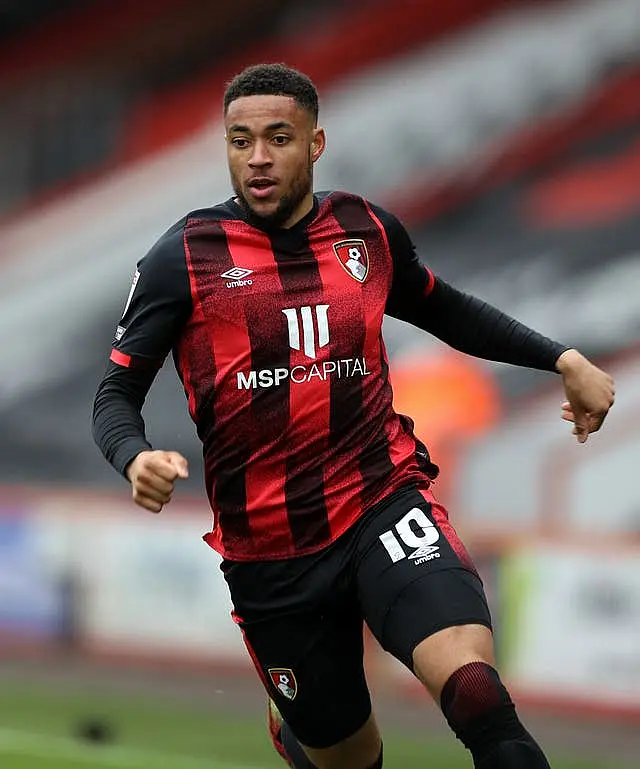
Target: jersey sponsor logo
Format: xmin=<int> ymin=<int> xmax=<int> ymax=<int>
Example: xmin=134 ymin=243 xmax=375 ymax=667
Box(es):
xmin=378 ymin=507 xmax=441 ymax=566
xmin=237 ymin=303 xmax=370 ymax=389
xmin=237 ymin=358 xmax=371 ymax=389
xmin=333 ymin=239 xmax=369 ymax=283
xmin=282 ymin=304 xmax=329 ymax=360
xmin=268 ymin=668 xmax=297 ymax=701
xmin=114 ymin=325 xmax=126 ymax=341
xmin=221 ymin=266 xmax=254 ymax=288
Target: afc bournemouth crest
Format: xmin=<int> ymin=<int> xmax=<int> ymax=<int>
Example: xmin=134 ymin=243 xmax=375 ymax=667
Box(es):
xmin=268 ymin=668 xmax=298 ymax=701
xmin=333 ymin=239 xmax=369 ymax=283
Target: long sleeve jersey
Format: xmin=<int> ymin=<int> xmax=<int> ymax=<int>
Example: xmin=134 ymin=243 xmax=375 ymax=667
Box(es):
xmin=93 ymin=191 xmax=567 ymax=560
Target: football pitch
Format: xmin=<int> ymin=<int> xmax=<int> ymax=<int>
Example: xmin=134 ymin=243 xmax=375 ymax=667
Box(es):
xmin=0 ymin=679 xmax=633 ymax=769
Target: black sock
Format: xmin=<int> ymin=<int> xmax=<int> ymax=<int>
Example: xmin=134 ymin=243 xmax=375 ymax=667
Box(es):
xmin=476 ymin=738 xmax=552 ymax=769
xmin=440 ymin=662 xmax=551 ymax=768
xmin=281 ymin=720 xmax=318 ymax=769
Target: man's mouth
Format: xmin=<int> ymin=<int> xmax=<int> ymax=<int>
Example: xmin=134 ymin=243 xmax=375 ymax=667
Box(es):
xmin=247 ymin=178 xmax=277 ymax=200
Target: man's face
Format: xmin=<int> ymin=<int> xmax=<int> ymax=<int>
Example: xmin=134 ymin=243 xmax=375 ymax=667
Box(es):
xmin=225 ymin=95 xmax=325 ymax=229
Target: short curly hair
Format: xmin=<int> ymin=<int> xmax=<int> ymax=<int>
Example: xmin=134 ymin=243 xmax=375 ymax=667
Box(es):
xmin=223 ymin=63 xmax=319 ymax=123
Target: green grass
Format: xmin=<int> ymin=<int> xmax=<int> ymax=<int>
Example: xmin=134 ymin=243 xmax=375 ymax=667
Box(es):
xmin=0 ymin=681 xmax=632 ymax=768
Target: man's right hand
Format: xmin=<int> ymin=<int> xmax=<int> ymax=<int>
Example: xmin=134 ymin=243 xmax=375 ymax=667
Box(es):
xmin=125 ymin=450 xmax=189 ymax=513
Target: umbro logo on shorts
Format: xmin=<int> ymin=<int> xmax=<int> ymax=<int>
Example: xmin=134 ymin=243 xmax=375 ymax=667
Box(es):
xmin=407 ymin=544 xmax=440 ymax=561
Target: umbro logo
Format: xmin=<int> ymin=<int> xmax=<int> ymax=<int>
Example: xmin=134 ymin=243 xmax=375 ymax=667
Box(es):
xmin=221 ymin=267 xmax=254 ymax=288
xmin=407 ymin=544 xmax=440 ymax=564
xmin=221 ymin=267 xmax=253 ymax=280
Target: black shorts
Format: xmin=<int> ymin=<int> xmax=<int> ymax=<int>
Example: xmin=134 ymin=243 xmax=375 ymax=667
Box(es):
xmin=221 ymin=483 xmax=491 ymax=749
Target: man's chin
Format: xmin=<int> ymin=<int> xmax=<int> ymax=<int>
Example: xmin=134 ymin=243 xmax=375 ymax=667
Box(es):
xmin=247 ymin=200 xmax=278 ymax=218
xmin=242 ymin=198 xmax=288 ymax=228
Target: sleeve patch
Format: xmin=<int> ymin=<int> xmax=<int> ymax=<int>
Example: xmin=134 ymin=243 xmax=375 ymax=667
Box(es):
xmin=110 ymin=348 xmax=164 ymax=370
xmin=110 ymin=349 xmax=132 ymax=367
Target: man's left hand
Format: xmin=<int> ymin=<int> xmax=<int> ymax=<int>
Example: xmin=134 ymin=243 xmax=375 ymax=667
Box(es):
xmin=556 ymin=349 xmax=615 ymax=443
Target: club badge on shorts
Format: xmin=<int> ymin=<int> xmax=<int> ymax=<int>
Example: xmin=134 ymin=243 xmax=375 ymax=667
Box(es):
xmin=268 ymin=668 xmax=298 ymax=701
xmin=333 ymin=239 xmax=369 ymax=283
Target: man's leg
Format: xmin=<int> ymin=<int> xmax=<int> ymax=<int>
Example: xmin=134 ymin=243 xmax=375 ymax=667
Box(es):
xmin=262 ymin=656 xmax=382 ymax=769
xmin=356 ymin=485 xmax=552 ymax=768
xmin=255 ymin=609 xmax=383 ymax=769
xmin=413 ymin=623 xmax=551 ymax=768
xmin=222 ymin=555 xmax=383 ymax=769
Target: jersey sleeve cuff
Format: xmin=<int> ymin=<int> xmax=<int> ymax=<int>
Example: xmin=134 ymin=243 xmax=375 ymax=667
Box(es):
xmin=551 ymin=344 xmax=574 ymax=373
xmin=112 ymin=439 xmax=153 ymax=479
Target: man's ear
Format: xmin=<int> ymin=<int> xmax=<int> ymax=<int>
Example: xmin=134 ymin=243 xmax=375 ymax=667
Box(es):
xmin=311 ymin=127 xmax=326 ymax=163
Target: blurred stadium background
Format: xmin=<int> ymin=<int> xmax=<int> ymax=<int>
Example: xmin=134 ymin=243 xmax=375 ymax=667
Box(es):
xmin=1 ymin=0 xmax=639 ymax=767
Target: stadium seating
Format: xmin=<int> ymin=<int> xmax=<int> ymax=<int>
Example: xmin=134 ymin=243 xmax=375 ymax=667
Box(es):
xmin=0 ymin=0 xmax=639 ymax=483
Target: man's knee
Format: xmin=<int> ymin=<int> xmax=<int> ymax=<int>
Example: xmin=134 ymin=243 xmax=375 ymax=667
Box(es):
xmin=439 ymin=662 xmax=550 ymax=767
xmin=440 ymin=660 xmax=517 ymax=741
xmin=412 ymin=623 xmax=495 ymax=700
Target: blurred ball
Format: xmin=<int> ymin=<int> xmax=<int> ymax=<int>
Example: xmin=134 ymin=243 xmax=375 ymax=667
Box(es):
xmin=75 ymin=718 xmax=114 ymax=743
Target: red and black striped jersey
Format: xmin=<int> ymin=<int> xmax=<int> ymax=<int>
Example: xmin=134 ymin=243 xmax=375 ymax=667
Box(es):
xmin=93 ymin=191 xmax=566 ymax=560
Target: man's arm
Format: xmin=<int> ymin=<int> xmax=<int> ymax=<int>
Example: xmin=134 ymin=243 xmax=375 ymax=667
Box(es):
xmin=92 ymin=361 xmax=157 ymax=476
xmin=377 ymin=204 xmax=568 ymax=370
xmin=375 ymin=204 xmax=615 ymax=440
xmin=92 ymin=221 xmax=193 ymax=502
xmin=393 ymin=274 xmax=570 ymax=370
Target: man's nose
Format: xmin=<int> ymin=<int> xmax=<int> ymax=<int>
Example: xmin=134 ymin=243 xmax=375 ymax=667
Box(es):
xmin=249 ymin=141 xmax=273 ymax=167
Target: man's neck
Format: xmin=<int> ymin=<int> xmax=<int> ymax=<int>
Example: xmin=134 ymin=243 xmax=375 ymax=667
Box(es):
xmin=281 ymin=193 xmax=315 ymax=229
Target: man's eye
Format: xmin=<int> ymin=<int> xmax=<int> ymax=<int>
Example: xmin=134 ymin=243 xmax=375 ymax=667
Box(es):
xmin=273 ymin=135 xmax=290 ymax=145
xmin=232 ymin=138 xmax=249 ymax=148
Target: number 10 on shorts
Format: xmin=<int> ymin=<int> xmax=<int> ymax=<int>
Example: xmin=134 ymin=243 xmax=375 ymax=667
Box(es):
xmin=379 ymin=507 xmax=441 ymax=564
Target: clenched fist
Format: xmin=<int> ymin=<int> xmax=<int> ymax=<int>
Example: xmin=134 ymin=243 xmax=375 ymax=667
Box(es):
xmin=125 ymin=450 xmax=189 ymax=513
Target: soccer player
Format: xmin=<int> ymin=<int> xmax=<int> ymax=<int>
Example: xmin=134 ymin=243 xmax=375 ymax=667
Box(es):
xmin=92 ymin=63 xmax=615 ymax=769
